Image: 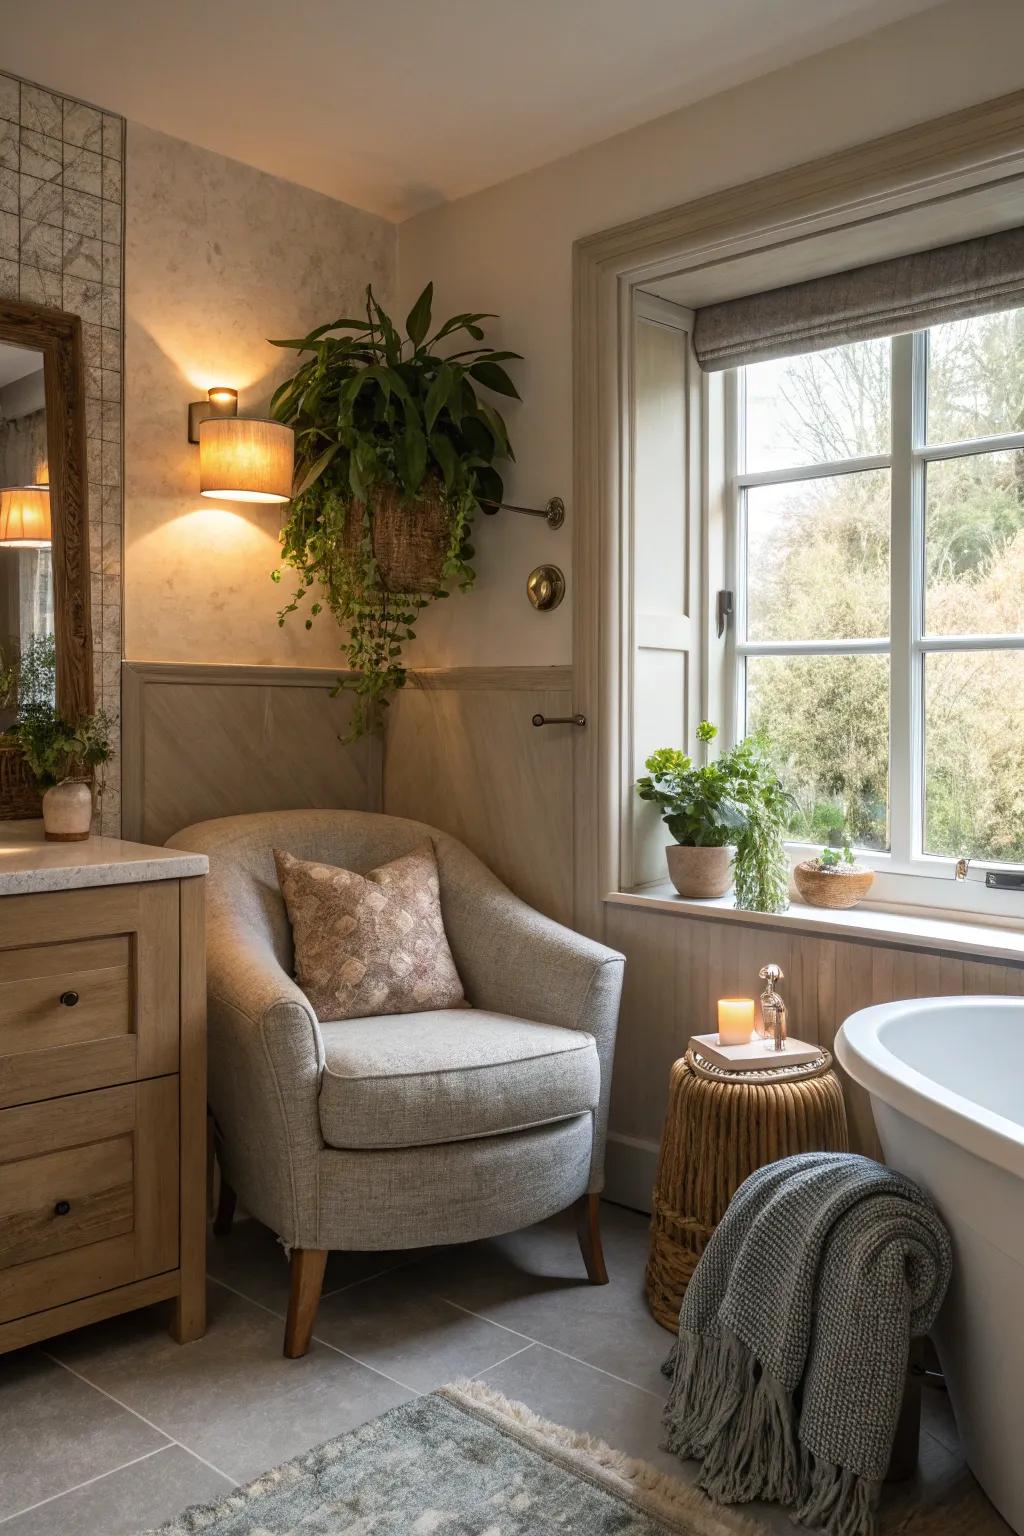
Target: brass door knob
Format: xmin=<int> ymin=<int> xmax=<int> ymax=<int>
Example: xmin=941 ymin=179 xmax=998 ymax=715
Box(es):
xmin=527 ymin=565 xmax=565 ymax=611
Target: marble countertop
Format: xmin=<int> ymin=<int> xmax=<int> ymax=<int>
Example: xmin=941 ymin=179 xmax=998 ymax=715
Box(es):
xmin=0 ymin=822 xmax=208 ymax=896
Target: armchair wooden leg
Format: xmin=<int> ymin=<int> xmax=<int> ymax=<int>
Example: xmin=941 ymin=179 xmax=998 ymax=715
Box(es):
xmin=284 ymin=1248 xmax=328 ymax=1358
xmin=212 ymin=1172 xmax=237 ymax=1237
xmin=577 ymin=1193 xmax=609 ymax=1285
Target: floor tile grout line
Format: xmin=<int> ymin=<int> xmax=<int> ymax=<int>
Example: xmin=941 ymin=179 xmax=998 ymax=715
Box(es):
xmin=439 ymin=1299 xmax=667 ymax=1400
xmin=318 ymin=1255 xmax=423 ymax=1301
xmin=206 ymin=1275 xmax=424 ymax=1399
xmin=0 ymin=1445 xmax=172 ymax=1527
xmin=42 ymin=1352 xmax=240 ymax=1490
xmin=470 ymin=1341 xmax=535 ymax=1380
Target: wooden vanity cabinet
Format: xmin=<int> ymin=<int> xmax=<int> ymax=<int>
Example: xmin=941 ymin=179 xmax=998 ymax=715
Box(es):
xmin=0 ymin=873 xmax=206 ymax=1353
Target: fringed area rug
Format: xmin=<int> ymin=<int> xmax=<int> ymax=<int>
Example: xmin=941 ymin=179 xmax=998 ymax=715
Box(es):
xmin=147 ymin=1379 xmax=762 ymax=1535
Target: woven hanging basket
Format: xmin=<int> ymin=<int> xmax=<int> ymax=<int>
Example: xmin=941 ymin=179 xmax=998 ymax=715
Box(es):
xmin=645 ymin=1051 xmax=849 ymax=1332
xmin=0 ymin=737 xmax=42 ymax=819
xmin=351 ymin=479 xmax=451 ymax=595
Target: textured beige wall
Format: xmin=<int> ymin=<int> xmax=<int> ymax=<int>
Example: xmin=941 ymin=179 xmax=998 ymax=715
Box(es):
xmin=397 ymin=0 xmax=1024 ymax=667
xmin=123 ymin=123 xmax=395 ymax=665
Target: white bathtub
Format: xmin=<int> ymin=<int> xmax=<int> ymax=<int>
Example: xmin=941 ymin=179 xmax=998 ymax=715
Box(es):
xmin=836 ymin=995 xmax=1024 ymax=1534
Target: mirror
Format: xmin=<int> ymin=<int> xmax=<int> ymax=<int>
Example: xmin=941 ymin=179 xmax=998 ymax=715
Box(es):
xmin=0 ymin=298 xmax=93 ymax=817
xmin=0 ymin=340 xmax=53 ymax=734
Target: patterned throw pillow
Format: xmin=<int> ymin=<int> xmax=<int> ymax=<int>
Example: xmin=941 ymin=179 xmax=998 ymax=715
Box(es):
xmin=274 ymin=844 xmax=467 ymax=1022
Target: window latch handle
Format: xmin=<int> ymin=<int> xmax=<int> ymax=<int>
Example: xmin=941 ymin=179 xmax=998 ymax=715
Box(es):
xmin=716 ymin=590 xmax=734 ymax=639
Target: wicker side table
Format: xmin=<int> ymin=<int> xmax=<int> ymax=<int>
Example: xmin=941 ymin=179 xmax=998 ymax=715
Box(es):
xmin=645 ymin=1049 xmax=849 ymax=1331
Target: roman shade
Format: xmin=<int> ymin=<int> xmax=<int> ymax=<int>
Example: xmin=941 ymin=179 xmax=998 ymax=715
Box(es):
xmin=692 ymin=226 xmax=1024 ymax=372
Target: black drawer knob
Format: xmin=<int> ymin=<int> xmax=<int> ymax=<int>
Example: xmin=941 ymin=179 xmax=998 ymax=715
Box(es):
xmin=59 ymin=990 xmax=79 ymax=1007
xmin=54 ymin=1200 xmax=71 ymax=1216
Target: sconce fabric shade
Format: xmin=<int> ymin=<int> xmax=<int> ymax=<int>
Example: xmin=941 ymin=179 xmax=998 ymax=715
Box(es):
xmin=199 ymin=417 xmax=294 ymax=504
xmin=0 ymin=485 xmax=51 ymax=547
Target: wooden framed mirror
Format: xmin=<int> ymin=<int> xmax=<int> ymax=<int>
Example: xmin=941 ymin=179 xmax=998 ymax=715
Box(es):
xmin=0 ymin=296 xmax=93 ymax=817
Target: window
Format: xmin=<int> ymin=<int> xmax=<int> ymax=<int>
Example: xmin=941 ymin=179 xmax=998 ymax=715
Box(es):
xmin=730 ymin=309 xmax=1024 ymax=878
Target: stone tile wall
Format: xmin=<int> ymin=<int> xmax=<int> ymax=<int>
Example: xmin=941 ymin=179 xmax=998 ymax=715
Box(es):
xmin=0 ymin=73 xmax=124 ymax=835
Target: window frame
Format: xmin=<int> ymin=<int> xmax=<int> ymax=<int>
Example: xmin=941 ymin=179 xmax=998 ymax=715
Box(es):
xmin=724 ymin=325 xmax=1024 ymax=915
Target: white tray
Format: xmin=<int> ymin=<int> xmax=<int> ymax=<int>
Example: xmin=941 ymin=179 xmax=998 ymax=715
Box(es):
xmin=688 ymin=1032 xmax=822 ymax=1072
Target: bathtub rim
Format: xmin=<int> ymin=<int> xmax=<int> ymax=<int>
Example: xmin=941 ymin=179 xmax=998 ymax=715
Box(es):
xmin=835 ymin=994 xmax=1024 ymax=1181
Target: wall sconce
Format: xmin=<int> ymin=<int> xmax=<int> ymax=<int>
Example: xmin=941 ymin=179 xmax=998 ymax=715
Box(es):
xmin=186 ymin=386 xmax=295 ymax=504
xmin=0 ymin=484 xmax=51 ymax=547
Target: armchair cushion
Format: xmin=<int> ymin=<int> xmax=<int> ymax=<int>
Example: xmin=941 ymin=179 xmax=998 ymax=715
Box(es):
xmin=274 ymin=844 xmax=465 ymax=1021
xmin=318 ymin=1009 xmax=600 ymax=1150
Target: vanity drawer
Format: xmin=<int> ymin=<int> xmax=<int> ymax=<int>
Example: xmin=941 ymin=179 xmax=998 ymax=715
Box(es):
xmin=0 ymin=883 xmax=179 ymax=1108
xmin=0 ymin=1078 xmax=179 ymax=1324
xmin=0 ymin=936 xmax=131 ymax=1055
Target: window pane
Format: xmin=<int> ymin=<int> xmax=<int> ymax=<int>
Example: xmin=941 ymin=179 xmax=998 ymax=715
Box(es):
xmin=925 ymin=650 xmax=1024 ymax=863
xmin=924 ymin=451 xmax=1024 ymax=636
xmin=743 ymin=338 xmax=891 ymax=474
xmin=745 ymin=470 xmax=889 ymax=641
xmin=746 ymin=653 xmax=889 ymax=851
xmin=927 ymin=307 xmax=1024 ymax=444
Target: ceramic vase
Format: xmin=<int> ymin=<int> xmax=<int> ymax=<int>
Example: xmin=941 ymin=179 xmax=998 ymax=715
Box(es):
xmin=41 ymin=780 xmax=93 ymax=842
xmin=665 ymin=843 xmax=735 ymax=899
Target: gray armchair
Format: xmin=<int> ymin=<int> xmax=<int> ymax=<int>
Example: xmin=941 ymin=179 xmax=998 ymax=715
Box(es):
xmin=167 ymin=809 xmax=624 ymax=1357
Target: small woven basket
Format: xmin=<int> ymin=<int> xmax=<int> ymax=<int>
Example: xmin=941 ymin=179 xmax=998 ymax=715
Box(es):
xmin=794 ymin=861 xmax=875 ymax=909
xmin=0 ymin=737 xmax=41 ymax=819
xmin=353 ymin=480 xmax=451 ymax=594
xmin=645 ymin=1050 xmax=849 ymax=1332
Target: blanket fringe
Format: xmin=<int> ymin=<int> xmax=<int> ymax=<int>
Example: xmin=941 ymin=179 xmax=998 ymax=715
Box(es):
xmin=663 ymin=1330 xmax=879 ymax=1536
xmin=793 ymin=1451 xmax=882 ymax=1536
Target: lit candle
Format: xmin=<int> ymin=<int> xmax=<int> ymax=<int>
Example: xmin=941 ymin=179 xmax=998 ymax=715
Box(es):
xmin=717 ymin=998 xmax=755 ymax=1046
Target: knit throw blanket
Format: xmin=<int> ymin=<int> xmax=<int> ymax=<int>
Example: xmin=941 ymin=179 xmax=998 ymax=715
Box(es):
xmin=662 ymin=1152 xmax=952 ymax=1536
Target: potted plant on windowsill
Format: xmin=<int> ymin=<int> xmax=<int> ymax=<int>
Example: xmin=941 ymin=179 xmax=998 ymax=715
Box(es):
xmin=635 ymin=721 xmax=795 ymax=911
xmin=269 ymin=283 xmax=521 ymax=739
xmin=794 ymin=842 xmax=875 ymax=909
xmin=15 ymin=702 xmax=112 ymax=841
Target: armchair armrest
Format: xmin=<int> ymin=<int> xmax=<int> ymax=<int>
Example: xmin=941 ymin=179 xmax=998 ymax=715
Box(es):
xmin=205 ymin=910 xmax=326 ymax=1246
xmin=440 ymin=843 xmax=624 ymax=1191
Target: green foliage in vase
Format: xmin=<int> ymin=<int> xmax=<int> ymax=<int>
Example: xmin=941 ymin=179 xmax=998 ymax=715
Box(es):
xmin=269 ymin=283 xmax=520 ymax=738
xmin=15 ymin=703 xmax=112 ymax=789
xmin=636 ymin=720 xmax=794 ymax=913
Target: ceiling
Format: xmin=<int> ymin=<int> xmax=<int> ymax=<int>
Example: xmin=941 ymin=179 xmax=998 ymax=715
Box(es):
xmin=2 ymin=0 xmax=943 ymax=222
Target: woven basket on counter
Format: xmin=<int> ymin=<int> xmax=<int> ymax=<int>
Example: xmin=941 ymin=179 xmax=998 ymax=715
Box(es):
xmin=645 ymin=1049 xmax=849 ymax=1332
xmin=0 ymin=737 xmax=41 ymax=819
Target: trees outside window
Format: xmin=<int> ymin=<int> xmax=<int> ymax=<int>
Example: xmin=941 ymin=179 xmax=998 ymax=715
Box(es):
xmin=733 ymin=309 xmax=1024 ymax=868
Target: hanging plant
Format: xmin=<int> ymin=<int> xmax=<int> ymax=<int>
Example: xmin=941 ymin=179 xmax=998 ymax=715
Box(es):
xmin=269 ymin=284 xmax=520 ymax=738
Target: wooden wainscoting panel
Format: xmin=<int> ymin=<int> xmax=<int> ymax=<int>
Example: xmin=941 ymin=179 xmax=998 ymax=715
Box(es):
xmin=122 ymin=662 xmax=382 ymax=846
xmin=383 ymin=669 xmax=574 ymax=926
xmin=605 ymin=907 xmax=1024 ymax=1175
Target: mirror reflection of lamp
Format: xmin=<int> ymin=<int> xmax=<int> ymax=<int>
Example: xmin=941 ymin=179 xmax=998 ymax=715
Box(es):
xmin=0 ymin=484 xmax=51 ymax=547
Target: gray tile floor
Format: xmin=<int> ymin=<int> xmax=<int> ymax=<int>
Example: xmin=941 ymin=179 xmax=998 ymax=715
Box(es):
xmin=0 ymin=1202 xmax=1010 ymax=1534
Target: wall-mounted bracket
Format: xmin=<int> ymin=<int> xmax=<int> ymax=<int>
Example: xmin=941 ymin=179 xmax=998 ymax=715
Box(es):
xmin=481 ymin=495 xmax=565 ymax=529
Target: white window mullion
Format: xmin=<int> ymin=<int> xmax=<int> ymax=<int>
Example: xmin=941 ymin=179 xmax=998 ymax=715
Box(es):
xmin=890 ymin=331 xmax=927 ymax=872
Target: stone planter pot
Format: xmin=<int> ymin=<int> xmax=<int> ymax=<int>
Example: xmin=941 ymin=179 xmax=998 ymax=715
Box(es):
xmin=794 ymin=861 xmax=875 ymax=909
xmin=665 ymin=843 xmax=735 ymax=899
xmin=41 ymin=780 xmax=93 ymax=842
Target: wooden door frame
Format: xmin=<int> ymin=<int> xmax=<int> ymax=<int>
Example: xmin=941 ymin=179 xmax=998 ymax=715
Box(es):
xmin=571 ymin=87 xmax=1024 ymax=938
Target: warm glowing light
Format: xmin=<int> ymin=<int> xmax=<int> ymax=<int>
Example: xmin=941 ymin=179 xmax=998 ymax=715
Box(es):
xmin=717 ymin=998 xmax=755 ymax=1046
xmin=0 ymin=484 xmax=51 ymax=547
xmin=207 ymin=386 xmax=238 ymax=407
xmin=199 ymin=417 xmax=294 ymax=504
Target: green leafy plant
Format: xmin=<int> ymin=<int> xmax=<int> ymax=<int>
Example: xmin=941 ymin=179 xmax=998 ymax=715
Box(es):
xmin=269 ymin=283 xmax=520 ymax=737
xmin=0 ymin=632 xmax=56 ymax=724
xmin=636 ymin=720 xmax=795 ymax=913
xmin=817 ymin=842 xmax=854 ymax=869
xmin=15 ymin=703 xmax=112 ymax=790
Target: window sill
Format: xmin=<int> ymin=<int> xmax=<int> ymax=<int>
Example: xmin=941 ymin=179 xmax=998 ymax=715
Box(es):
xmin=606 ymin=883 xmax=1024 ymax=965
